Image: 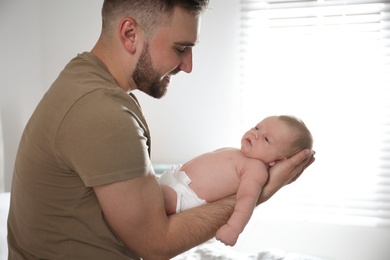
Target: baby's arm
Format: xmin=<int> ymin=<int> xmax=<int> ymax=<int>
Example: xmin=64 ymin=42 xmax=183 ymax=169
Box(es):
xmin=215 ymin=162 xmax=269 ymax=246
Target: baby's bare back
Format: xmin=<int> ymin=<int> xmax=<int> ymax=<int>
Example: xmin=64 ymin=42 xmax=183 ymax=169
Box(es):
xmin=180 ymin=148 xmax=258 ymax=202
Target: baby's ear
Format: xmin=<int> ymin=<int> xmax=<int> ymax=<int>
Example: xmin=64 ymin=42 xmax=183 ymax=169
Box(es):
xmin=268 ymin=157 xmax=287 ymax=167
xmin=268 ymin=161 xmax=277 ymax=167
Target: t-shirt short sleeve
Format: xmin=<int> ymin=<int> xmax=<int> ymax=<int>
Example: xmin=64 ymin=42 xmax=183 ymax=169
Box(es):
xmin=56 ymin=88 xmax=151 ymax=187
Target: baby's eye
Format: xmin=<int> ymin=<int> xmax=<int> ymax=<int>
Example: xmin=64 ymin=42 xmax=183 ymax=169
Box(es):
xmin=254 ymin=126 xmax=259 ymax=130
xmin=264 ymin=136 xmax=269 ymax=143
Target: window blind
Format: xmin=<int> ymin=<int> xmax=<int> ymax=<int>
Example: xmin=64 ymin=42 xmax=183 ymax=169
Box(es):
xmin=239 ymin=0 xmax=390 ymax=227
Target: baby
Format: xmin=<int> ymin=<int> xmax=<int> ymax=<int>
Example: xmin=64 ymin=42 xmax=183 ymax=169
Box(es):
xmin=158 ymin=115 xmax=313 ymax=246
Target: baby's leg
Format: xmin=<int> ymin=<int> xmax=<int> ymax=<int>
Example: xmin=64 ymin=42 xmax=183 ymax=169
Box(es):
xmin=160 ymin=185 xmax=178 ymax=215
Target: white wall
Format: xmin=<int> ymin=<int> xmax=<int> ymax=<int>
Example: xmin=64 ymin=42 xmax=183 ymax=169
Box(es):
xmin=0 ymin=108 xmax=3 ymax=193
xmin=0 ymin=0 xmax=43 ymax=193
xmin=0 ymin=1 xmax=389 ymax=260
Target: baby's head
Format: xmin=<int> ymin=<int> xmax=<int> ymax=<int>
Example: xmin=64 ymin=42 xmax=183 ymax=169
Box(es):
xmin=240 ymin=115 xmax=313 ymax=166
xmin=278 ymin=115 xmax=313 ymax=155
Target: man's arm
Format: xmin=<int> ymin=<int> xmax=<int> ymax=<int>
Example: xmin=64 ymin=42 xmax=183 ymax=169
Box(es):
xmin=94 ymin=172 xmax=235 ymax=260
xmin=257 ymin=149 xmax=315 ymax=205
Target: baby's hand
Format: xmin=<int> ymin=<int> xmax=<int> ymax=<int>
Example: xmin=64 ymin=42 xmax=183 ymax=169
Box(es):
xmin=215 ymin=224 xmax=239 ymax=246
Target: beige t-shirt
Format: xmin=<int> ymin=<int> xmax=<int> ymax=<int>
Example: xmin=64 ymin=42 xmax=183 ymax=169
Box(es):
xmin=8 ymin=52 xmax=151 ymax=259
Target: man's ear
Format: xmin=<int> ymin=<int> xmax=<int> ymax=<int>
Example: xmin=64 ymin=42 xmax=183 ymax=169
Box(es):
xmin=119 ymin=18 xmax=140 ymax=54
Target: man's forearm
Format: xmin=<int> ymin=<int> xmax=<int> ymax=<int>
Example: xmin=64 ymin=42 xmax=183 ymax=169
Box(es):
xmin=145 ymin=195 xmax=235 ymax=260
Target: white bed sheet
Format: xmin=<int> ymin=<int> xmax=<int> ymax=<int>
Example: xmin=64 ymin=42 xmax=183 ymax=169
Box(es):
xmin=0 ymin=192 xmax=9 ymax=260
xmin=173 ymin=238 xmax=329 ymax=260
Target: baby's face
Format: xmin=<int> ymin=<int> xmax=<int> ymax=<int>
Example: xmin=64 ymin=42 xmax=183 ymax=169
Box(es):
xmin=240 ymin=116 xmax=294 ymax=164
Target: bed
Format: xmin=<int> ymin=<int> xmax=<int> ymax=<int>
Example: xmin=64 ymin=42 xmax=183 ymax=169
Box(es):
xmin=0 ymin=192 xmax=328 ymax=260
xmin=0 ymin=192 xmax=9 ymax=260
xmin=172 ymin=238 xmax=328 ymax=260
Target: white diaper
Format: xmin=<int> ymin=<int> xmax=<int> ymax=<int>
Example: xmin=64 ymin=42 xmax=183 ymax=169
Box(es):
xmin=158 ymin=165 xmax=207 ymax=213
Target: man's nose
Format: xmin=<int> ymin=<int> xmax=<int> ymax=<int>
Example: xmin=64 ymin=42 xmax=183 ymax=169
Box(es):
xmin=179 ymin=49 xmax=193 ymax=73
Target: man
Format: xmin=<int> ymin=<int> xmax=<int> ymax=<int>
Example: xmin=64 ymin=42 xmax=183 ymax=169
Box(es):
xmin=7 ymin=1 xmax=315 ymax=259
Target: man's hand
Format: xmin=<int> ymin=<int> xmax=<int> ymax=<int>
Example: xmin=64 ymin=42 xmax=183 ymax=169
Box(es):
xmin=257 ymin=149 xmax=315 ymax=205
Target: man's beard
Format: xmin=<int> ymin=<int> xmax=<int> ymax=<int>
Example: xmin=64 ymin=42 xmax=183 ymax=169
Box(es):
xmin=133 ymin=43 xmax=168 ymax=99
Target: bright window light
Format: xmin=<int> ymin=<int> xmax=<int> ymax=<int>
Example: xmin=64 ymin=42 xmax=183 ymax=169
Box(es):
xmin=239 ymin=0 xmax=390 ymax=227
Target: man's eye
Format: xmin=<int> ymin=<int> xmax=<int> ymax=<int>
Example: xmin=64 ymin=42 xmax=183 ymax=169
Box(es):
xmin=176 ymin=48 xmax=186 ymax=54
